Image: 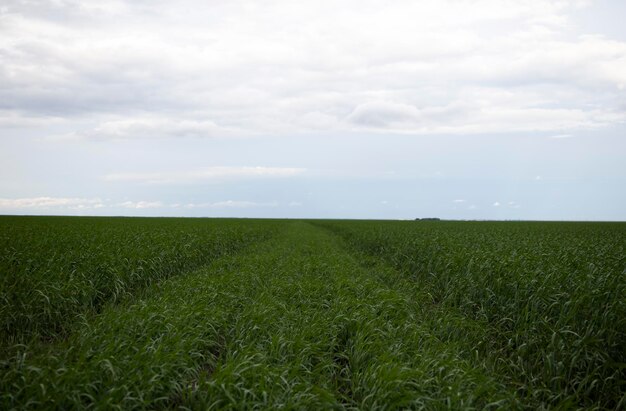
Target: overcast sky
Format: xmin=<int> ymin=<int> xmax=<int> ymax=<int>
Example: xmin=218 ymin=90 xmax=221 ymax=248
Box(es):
xmin=1 ymin=0 xmax=625 ymax=220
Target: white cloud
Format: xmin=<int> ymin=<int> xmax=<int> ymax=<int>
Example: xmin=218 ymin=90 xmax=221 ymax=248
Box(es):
xmin=453 ymin=199 xmax=466 ymax=203
xmin=184 ymin=200 xmax=279 ymax=209
xmin=1 ymin=0 xmax=625 ymax=138
xmin=345 ymin=100 xmax=624 ymax=134
xmin=493 ymin=201 xmax=501 ymax=207
xmin=116 ymin=200 xmax=163 ymax=209
xmin=103 ymin=166 xmax=306 ymax=184
xmin=548 ymin=134 xmax=573 ymax=139
xmin=0 ymin=111 xmax=66 ymax=129
xmin=50 ymin=117 xmax=239 ymax=141
xmin=0 ymin=196 xmax=104 ymax=209
xmin=0 ymin=196 xmax=282 ymax=211
xmin=0 ymin=197 xmax=165 ymax=210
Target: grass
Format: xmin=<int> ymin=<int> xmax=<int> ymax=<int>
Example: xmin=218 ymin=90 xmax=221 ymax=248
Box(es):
xmin=0 ymin=216 xmax=282 ymax=347
xmin=314 ymin=220 xmax=626 ymax=409
xmin=1 ymin=217 xmax=624 ymax=409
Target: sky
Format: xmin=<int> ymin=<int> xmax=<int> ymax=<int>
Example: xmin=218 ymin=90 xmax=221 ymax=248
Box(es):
xmin=1 ymin=0 xmax=625 ymax=220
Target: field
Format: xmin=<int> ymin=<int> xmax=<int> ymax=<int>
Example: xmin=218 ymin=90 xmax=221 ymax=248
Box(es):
xmin=0 ymin=216 xmax=624 ymax=409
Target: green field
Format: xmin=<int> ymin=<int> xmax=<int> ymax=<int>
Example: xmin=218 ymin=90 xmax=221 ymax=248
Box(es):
xmin=1 ymin=216 xmax=624 ymax=409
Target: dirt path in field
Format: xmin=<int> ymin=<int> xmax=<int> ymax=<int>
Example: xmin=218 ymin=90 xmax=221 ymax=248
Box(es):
xmin=2 ymin=221 xmax=519 ymax=410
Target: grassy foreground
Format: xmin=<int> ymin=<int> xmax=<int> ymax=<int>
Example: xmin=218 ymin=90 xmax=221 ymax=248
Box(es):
xmin=0 ymin=216 xmax=281 ymax=346
xmin=1 ymin=217 xmax=624 ymax=409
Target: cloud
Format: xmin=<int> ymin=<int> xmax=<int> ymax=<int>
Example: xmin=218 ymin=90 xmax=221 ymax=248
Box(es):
xmin=1 ymin=0 xmax=625 ymax=138
xmin=0 ymin=196 xmax=104 ymax=209
xmin=0 ymin=110 xmax=66 ymax=129
xmin=50 ymin=117 xmax=239 ymax=141
xmin=493 ymin=202 xmax=501 ymax=207
xmin=103 ymin=166 xmax=307 ymax=184
xmin=0 ymin=197 xmax=162 ymax=211
xmin=345 ymin=100 xmax=624 ymax=134
xmin=184 ymin=200 xmax=279 ymax=209
xmin=0 ymin=196 xmax=284 ymax=211
xmin=453 ymin=199 xmax=466 ymax=203
xmin=346 ymin=101 xmax=425 ymax=128
xmin=116 ymin=200 xmax=163 ymax=209
xmin=548 ymin=134 xmax=573 ymax=139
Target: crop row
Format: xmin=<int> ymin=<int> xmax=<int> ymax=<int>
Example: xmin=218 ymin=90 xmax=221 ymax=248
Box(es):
xmin=314 ymin=220 xmax=626 ymax=409
xmin=2 ymin=222 xmax=523 ymax=409
xmin=0 ymin=216 xmax=284 ymax=348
